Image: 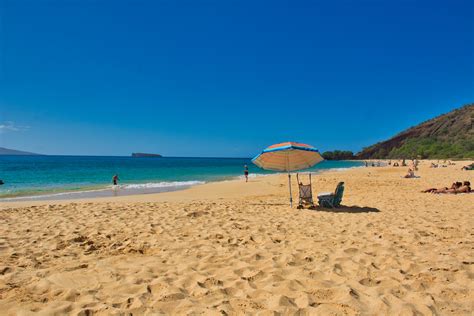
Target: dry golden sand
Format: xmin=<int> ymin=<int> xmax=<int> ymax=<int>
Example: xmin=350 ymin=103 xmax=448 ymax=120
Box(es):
xmin=0 ymin=161 xmax=473 ymax=315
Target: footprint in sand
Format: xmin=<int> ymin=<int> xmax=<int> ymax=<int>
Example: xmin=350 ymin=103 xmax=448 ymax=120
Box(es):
xmin=230 ymin=298 xmax=265 ymax=311
xmin=333 ymin=264 xmax=343 ymax=275
xmin=187 ymin=211 xmax=209 ymax=218
xmin=343 ymin=248 xmax=359 ymax=254
xmin=197 ymin=277 xmax=223 ymax=289
xmin=358 ymin=278 xmax=381 ymax=287
xmin=310 ymin=288 xmax=336 ymax=301
xmin=0 ymin=266 xmax=12 ymax=275
xmin=158 ymin=292 xmax=186 ymax=302
xmin=314 ymin=303 xmax=359 ymax=315
xmin=241 ymin=271 xmax=266 ymax=282
xmin=146 ymin=281 xmax=169 ymax=295
xmin=267 ymin=294 xmax=297 ymax=309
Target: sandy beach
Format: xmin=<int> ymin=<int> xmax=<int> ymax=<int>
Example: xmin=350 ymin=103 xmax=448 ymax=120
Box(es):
xmin=0 ymin=161 xmax=473 ymax=315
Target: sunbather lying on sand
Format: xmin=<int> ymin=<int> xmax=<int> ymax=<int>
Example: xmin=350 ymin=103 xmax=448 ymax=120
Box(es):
xmin=422 ymin=182 xmax=461 ymax=193
xmin=461 ymin=163 xmax=474 ymax=170
xmin=456 ymin=181 xmax=471 ymax=193
xmin=423 ymin=182 xmax=471 ymax=194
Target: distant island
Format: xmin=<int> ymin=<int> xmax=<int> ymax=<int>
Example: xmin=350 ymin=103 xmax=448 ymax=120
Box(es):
xmin=357 ymin=103 xmax=473 ymax=159
xmin=131 ymin=153 xmax=163 ymax=158
xmin=0 ymin=147 xmax=41 ymax=156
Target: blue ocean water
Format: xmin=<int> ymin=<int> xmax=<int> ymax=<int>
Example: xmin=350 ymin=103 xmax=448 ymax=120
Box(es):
xmin=0 ymin=156 xmax=363 ymax=200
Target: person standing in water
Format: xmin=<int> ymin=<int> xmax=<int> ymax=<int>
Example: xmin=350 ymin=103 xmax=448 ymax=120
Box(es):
xmin=244 ymin=165 xmax=249 ymax=182
xmin=112 ymin=174 xmax=119 ymax=186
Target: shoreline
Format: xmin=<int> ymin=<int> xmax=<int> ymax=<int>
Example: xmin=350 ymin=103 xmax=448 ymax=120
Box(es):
xmin=0 ymin=164 xmax=364 ymax=204
xmin=1 ymin=159 xmax=470 ymax=207
xmin=0 ymin=180 xmax=207 ymax=202
xmin=1 ymin=159 xmax=470 ymax=210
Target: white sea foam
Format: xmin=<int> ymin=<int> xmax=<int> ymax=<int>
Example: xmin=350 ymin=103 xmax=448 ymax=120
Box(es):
xmin=327 ymin=167 xmax=356 ymax=172
xmin=119 ymin=180 xmax=205 ymax=189
xmin=1 ymin=180 xmax=206 ymax=201
xmin=237 ymin=173 xmax=265 ymax=180
xmin=0 ymin=188 xmax=108 ymax=201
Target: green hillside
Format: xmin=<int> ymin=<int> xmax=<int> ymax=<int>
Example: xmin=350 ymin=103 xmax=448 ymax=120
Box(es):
xmin=357 ymin=104 xmax=474 ymax=159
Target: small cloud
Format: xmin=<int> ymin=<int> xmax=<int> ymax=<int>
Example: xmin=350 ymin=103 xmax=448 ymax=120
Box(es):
xmin=0 ymin=121 xmax=30 ymax=133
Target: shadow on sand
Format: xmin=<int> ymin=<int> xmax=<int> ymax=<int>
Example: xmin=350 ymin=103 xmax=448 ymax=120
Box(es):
xmin=249 ymin=203 xmax=289 ymax=206
xmin=311 ymin=205 xmax=380 ymax=213
xmin=248 ymin=203 xmax=380 ymax=213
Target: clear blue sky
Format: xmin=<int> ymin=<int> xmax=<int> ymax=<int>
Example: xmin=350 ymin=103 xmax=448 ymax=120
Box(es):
xmin=1 ymin=0 xmax=473 ymax=157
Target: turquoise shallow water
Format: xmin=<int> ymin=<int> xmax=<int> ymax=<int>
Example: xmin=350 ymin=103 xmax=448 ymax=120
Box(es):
xmin=0 ymin=156 xmax=363 ymax=200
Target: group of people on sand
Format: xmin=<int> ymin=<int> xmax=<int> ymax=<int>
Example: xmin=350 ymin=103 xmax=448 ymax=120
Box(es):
xmin=364 ymin=161 xmax=382 ymax=167
xmin=390 ymin=159 xmax=419 ymax=169
xmin=422 ymin=181 xmax=471 ymax=194
xmin=390 ymin=160 xmax=407 ymax=167
xmin=430 ymin=160 xmax=458 ymax=168
xmin=430 ymin=162 xmax=449 ymax=168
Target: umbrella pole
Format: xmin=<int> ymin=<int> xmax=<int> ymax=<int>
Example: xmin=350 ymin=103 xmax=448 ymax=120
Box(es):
xmin=288 ymin=173 xmax=293 ymax=207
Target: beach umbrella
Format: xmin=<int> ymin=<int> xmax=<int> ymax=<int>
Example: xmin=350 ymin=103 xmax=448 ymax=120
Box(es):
xmin=252 ymin=142 xmax=324 ymax=207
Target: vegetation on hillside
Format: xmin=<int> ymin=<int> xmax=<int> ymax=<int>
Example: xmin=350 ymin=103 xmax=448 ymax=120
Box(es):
xmin=322 ymin=150 xmax=355 ymax=160
xmin=357 ymin=104 xmax=474 ymax=159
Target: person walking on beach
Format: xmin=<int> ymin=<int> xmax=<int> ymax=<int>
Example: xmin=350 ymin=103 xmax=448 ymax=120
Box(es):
xmin=244 ymin=165 xmax=249 ymax=182
xmin=112 ymin=174 xmax=119 ymax=186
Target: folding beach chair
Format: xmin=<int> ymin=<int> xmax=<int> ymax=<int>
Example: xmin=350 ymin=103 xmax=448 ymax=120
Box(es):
xmin=318 ymin=182 xmax=345 ymax=208
xmin=296 ymin=173 xmax=315 ymax=209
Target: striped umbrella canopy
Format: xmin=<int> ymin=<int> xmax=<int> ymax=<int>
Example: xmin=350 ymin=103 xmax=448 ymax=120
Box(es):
xmin=252 ymin=142 xmax=323 ymax=172
xmin=252 ymin=142 xmax=324 ymax=206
